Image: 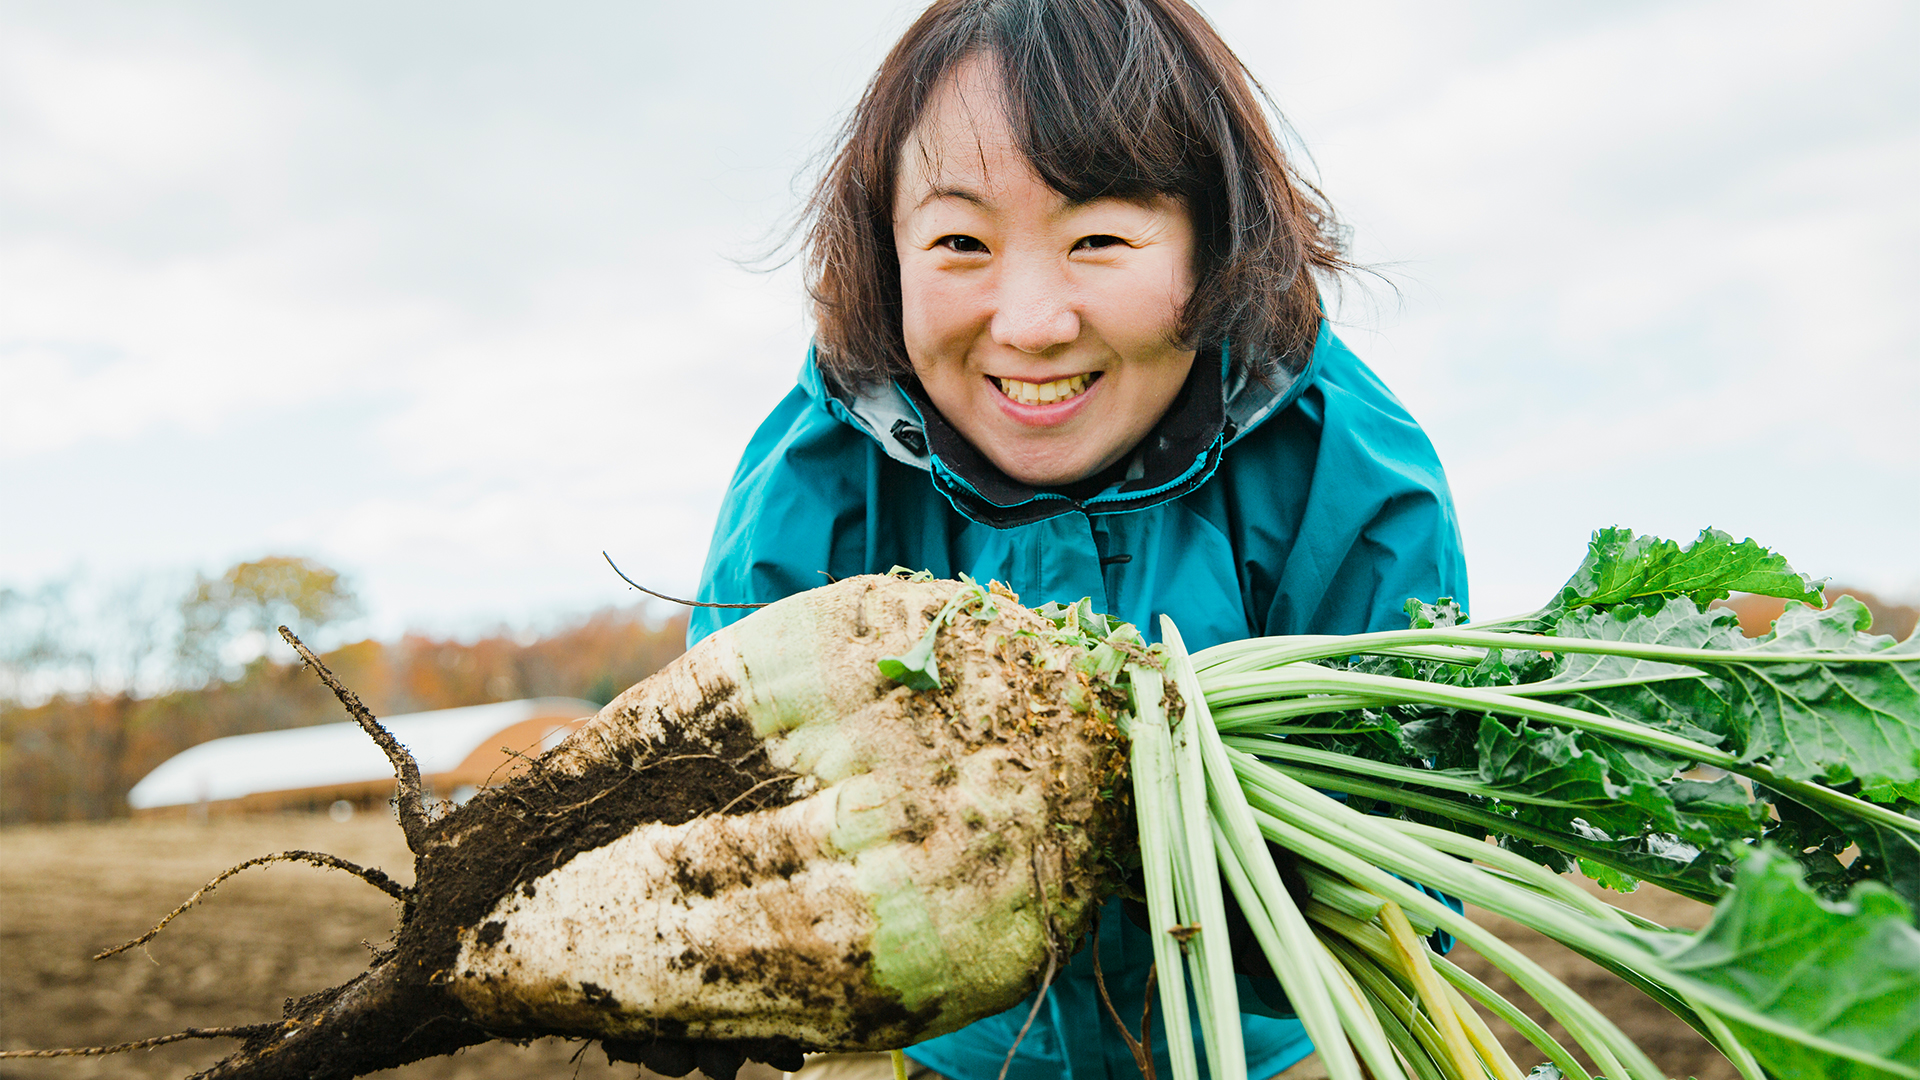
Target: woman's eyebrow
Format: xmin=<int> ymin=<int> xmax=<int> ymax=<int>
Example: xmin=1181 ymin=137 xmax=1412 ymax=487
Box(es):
xmin=913 ymin=187 xmax=1152 ymax=220
xmin=914 ymin=186 xmax=993 ymax=212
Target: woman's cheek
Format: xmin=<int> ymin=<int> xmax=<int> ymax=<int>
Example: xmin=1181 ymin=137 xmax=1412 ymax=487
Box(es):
xmin=903 ymin=269 xmax=984 ymax=361
xmin=1120 ymin=256 xmax=1194 ymax=352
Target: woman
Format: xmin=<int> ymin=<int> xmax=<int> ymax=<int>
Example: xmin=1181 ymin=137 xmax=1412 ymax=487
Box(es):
xmin=691 ymin=1 xmax=1467 ymax=1076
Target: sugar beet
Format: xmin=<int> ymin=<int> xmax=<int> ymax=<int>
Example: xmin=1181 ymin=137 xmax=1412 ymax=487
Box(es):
xmin=187 ymin=575 xmax=1133 ymax=1080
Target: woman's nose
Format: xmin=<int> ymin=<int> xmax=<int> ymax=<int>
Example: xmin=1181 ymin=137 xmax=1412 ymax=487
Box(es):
xmin=989 ymin=260 xmax=1080 ymax=354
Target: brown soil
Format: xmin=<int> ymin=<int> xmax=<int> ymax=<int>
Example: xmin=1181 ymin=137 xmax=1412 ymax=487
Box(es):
xmin=140 ymin=631 xmax=821 ymax=1080
xmin=432 ymin=696 xmax=794 ymax=935
xmin=400 ymin=695 xmax=801 ymax=1016
xmin=0 ymin=813 xmax=781 ymax=1080
xmin=4 ymin=815 xmax=1740 ymax=1080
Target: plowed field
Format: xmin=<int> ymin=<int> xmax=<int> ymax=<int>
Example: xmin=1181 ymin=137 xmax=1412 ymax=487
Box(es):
xmin=2 ymin=815 xmax=1733 ymax=1080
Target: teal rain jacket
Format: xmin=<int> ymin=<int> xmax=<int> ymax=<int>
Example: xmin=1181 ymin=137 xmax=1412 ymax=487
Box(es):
xmin=690 ymin=323 xmax=1468 ymax=1080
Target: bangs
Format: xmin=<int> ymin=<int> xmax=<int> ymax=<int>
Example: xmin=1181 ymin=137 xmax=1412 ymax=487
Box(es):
xmin=984 ymin=1 xmax=1218 ymax=207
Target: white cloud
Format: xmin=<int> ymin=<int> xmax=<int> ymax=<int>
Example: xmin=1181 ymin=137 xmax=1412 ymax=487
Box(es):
xmin=0 ymin=229 xmax=444 ymax=455
xmin=2 ymin=0 xmax=1913 ymax=636
xmin=280 ymin=258 xmax=810 ymax=628
xmin=1206 ymin=0 xmax=1919 ymax=615
xmin=0 ymin=27 xmax=286 ymax=206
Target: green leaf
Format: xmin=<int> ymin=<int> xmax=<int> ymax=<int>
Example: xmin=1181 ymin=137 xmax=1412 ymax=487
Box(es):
xmin=1501 ymin=822 xmax=1726 ymax=902
xmin=878 ymin=589 xmax=972 ymax=691
xmin=1078 ymin=636 xmax=1133 ymax=682
xmin=1336 ymin=644 xmax=1542 ymax=770
xmin=876 ymin=620 xmax=943 ymax=691
xmin=1546 ymin=527 xmax=1825 ymax=622
xmin=1669 ymin=778 xmax=1772 ymax=852
xmin=1538 ymin=598 xmax=1745 ymax=750
xmin=1619 ymin=849 xmax=1920 ymax=1079
xmin=1404 ymin=596 xmax=1465 ymax=630
xmin=1475 ymin=716 xmax=1680 ymax=834
xmin=1704 ymin=599 xmax=1920 ymax=802
xmin=1766 ymin=795 xmax=1869 ymax=899
xmin=1522 ymin=593 xmax=1920 ymax=908
xmin=1576 ymin=857 xmax=1641 ymax=893
xmin=877 ymin=582 xmax=1008 ymax=691
xmin=1547 ymin=593 xmax=1751 ymax=672
xmin=1850 ymin=809 xmax=1920 ymax=924
xmin=1471 ymin=714 xmax=1760 ymax=899
xmin=1212 ymin=532 xmax=1920 ymax=914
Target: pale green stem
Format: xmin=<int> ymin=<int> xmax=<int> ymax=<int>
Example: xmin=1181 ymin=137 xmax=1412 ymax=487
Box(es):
xmin=1205 ymin=667 xmax=1920 ymax=836
xmin=1194 ymin=625 xmax=1920 ymax=674
xmin=1220 ymin=736 xmax=1594 ymax=811
xmin=1203 ymin=668 xmax=1735 ymax=763
xmin=1369 ymin=818 xmax=1638 ymax=927
xmin=1682 ymin=992 xmax=1767 ymax=1080
xmin=1233 ymin=769 xmax=1664 ymax=1080
xmin=1160 ymin=620 xmax=1367 ymax=1080
xmin=1210 ymin=695 xmax=1399 ymax=730
xmin=1427 ymin=953 xmax=1593 ymax=1080
xmin=1213 ymin=823 xmax=1410 ymax=1080
xmin=1169 ymin=670 xmax=1246 ymax=1080
xmin=1287 ymin=789 xmax=1720 ymax=1078
xmin=1256 ymin=795 xmax=1645 ymax=1080
xmin=1317 ymin=932 xmax=1460 ymax=1080
xmin=1253 ymin=759 xmax=1720 ymax=903
xmin=1124 ymin=669 xmax=1201 ymax=1080
xmin=1237 ymin=759 xmax=1678 ymax=980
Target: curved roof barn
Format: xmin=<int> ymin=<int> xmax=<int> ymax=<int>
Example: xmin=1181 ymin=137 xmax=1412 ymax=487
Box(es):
xmin=129 ymin=697 xmax=599 ymax=814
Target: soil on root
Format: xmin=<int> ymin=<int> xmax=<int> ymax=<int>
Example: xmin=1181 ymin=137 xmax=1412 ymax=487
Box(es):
xmin=49 ymin=661 xmax=812 ymax=1080
xmin=403 ymin=698 xmax=799 ymax=981
xmin=313 ymin=679 xmax=813 ymax=1078
xmin=0 ymin=814 xmax=783 ymax=1080
xmin=942 ymin=620 xmax=1134 ymax=919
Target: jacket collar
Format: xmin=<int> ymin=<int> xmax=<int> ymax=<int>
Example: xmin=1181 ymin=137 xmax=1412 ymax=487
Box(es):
xmin=806 ymin=329 xmax=1319 ymax=528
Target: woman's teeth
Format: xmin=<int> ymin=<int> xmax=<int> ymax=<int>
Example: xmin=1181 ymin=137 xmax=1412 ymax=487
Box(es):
xmin=994 ymin=372 xmax=1095 ymax=405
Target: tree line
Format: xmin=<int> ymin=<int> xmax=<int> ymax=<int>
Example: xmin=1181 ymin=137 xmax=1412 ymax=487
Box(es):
xmin=0 ymin=557 xmax=686 ymax=824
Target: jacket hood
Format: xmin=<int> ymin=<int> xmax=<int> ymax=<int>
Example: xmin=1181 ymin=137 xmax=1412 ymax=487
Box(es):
xmin=803 ymin=332 xmax=1320 ymax=528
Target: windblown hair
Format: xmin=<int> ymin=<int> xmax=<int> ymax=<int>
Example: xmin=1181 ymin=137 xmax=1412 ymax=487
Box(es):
xmin=803 ymin=0 xmax=1350 ymax=392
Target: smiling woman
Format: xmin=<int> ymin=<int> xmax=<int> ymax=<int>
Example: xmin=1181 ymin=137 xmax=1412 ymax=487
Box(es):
xmin=802 ymin=0 xmax=1349 ymax=409
xmin=691 ymin=1 xmax=1468 ymax=1078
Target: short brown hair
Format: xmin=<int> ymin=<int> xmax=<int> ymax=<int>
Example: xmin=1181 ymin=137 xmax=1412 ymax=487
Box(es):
xmin=803 ymin=0 xmax=1350 ymax=392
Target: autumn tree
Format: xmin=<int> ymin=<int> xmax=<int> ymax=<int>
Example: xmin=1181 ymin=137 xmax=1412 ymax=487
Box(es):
xmin=3 ymin=557 xmax=361 ymax=822
xmin=176 ymin=556 xmax=361 ymax=685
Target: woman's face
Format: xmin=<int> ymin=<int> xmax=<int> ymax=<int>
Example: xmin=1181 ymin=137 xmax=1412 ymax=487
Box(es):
xmin=891 ymin=55 xmax=1198 ymax=487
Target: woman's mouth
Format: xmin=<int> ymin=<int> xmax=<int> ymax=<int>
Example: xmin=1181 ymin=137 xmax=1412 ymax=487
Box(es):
xmin=991 ymin=372 xmax=1100 ymax=406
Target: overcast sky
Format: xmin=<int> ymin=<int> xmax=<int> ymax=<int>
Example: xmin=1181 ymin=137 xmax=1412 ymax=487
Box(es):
xmin=3 ymin=0 xmax=1915 ymax=645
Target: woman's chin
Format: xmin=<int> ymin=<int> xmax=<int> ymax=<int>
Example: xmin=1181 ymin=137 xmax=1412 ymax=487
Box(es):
xmin=990 ymin=449 xmax=1105 ymax=489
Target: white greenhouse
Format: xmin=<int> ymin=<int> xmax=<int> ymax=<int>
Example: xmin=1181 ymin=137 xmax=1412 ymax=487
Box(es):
xmin=128 ymin=697 xmax=599 ymax=816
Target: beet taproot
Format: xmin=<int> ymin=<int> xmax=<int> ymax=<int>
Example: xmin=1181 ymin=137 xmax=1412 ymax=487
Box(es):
xmin=166 ymin=574 xmax=1132 ymax=1080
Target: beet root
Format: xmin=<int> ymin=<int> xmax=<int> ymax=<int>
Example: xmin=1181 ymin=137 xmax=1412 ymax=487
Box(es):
xmin=185 ymin=575 xmax=1135 ymax=1079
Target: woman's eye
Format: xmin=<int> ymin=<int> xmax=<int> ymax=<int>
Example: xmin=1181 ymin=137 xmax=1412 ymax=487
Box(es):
xmin=936 ymin=235 xmax=988 ymax=254
xmin=1073 ymin=234 xmax=1126 ymax=251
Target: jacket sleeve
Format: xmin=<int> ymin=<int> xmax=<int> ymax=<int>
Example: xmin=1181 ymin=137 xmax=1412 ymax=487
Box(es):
xmin=1243 ymin=335 xmax=1471 ymax=974
xmin=688 ymin=384 xmax=872 ymax=647
xmin=1259 ymin=335 xmax=1470 ymax=639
